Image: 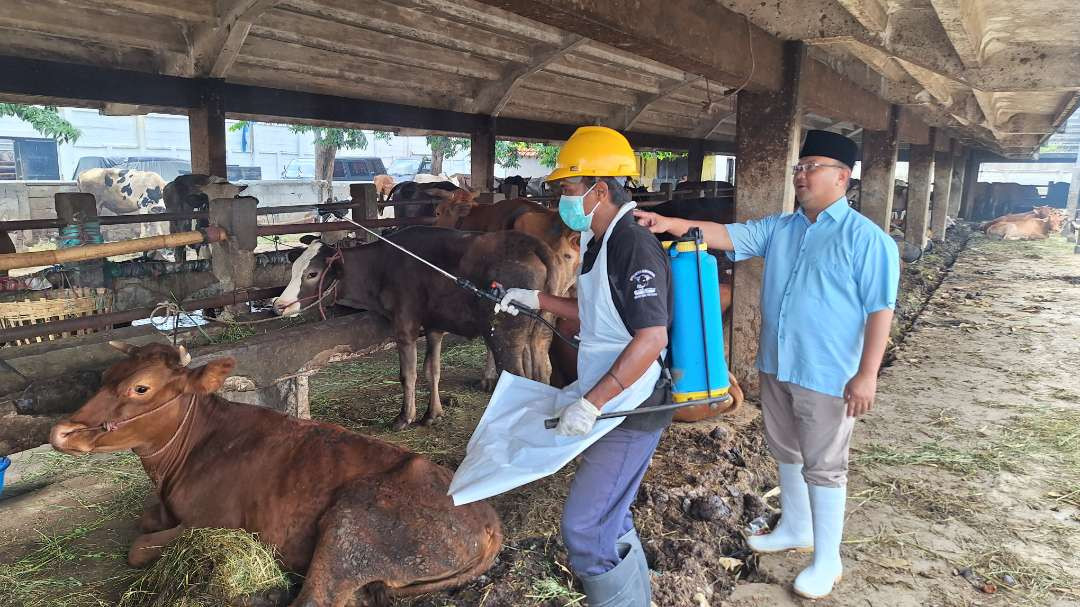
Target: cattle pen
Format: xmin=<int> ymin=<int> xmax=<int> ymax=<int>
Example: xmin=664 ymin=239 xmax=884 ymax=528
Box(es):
xmin=1 ymin=1 xmax=1079 ymax=607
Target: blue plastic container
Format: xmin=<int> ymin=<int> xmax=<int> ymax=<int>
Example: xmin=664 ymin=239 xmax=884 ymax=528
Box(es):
xmin=0 ymin=456 xmax=10 ymax=497
xmin=665 ymin=232 xmax=730 ymax=403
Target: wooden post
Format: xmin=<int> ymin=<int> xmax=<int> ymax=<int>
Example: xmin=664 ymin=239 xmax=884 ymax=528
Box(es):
xmin=350 ymin=183 xmax=379 ymax=243
xmin=859 ymin=105 xmax=900 ymax=230
xmin=930 ymin=141 xmax=954 ymax=242
xmin=210 ymin=196 xmax=257 ymax=316
xmin=905 ymin=128 xmax=936 ymax=251
xmin=660 ymin=182 xmax=674 ymax=201
xmin=471 ymin=117 xmax=496 ymax=193
xmin=508 ymin=184 xmax=520 ymax=200
xmin=189 ymin=79 xmax=227 ymax=177
xmin=687 ymin=139 xmax=705 ymax=182
xmin=731 ymin=41 xmax=806 ymax=396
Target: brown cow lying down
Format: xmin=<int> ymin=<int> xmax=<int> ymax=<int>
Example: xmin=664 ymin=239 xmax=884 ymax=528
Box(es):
xmin=983 ymin=206 xmax=1066 ymax=240
xmin=49 ymin=342 xmax=501 ymax=607
xmin=273 ymin=227 xmax=561 ymax=430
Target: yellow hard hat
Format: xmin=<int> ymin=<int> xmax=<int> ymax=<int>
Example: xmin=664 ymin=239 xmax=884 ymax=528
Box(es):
xmin=545 ymin=126 xmax=639 ymax=182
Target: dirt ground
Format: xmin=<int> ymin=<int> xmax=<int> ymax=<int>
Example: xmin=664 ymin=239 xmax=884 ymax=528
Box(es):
xmin=2 ymin=227 xmax=1079 ymax=607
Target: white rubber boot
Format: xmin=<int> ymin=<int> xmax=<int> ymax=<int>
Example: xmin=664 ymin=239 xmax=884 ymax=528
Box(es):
xmin=793 ymin=484 xmax=846 ymax=599
xmin=747 ymin=463 xmax=813 ymax=553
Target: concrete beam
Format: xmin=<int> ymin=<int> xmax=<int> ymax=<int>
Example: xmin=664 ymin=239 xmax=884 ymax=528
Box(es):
xmin=996 ymin=113 xmax=1058 ymax=135
xmin=906 ymin=128 xmax=937 ymax=250
xmin=927 ymin=0 xmax=981 ymax=67
xmin=731 ymin=42 xmax=806 ymax=395
xmin=898 ymin=108 xmax=931 ymax=144
xmin=695 ymin=110 xmax=737 ymax=140
xmin=860 ymin=104 xmax=900 ymax=230
xmin=930 ymin=143 xmax=954 ymax=242
xmin=471 ymin=36 xmax=587 ymax=116
xmin=833 ymin=0 xmax=888 ymax=32
xmin=619 ymin=75 xmax=702 ymax=131
xmin=469 ymin=0 xmax=785 ymax=93
xmin=801 ymin=56 xmax=890 ymax=130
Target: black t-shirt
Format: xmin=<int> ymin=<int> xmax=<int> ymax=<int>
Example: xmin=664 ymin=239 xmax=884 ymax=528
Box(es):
xmin=581 ymin=211 xmax=672 ymax=334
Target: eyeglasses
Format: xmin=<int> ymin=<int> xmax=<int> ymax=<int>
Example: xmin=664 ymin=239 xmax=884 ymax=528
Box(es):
xmin=792 ymin=162 xmax=846 ymax=174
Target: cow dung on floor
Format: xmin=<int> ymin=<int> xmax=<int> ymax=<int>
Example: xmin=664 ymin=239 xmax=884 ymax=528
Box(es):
xmin=118 ymin=528 xmax=291 ymax=607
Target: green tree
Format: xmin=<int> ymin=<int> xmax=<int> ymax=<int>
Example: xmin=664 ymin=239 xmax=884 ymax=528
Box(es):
xmin=426 ymin=136 xmax=471 ymax=175
xmin=495 ymin=141 xmax=560 ymax=169
xmin=231 ymin=121 xmax=391 ymax=201
xmin=0 ymin=104 xmax=81 ymax=143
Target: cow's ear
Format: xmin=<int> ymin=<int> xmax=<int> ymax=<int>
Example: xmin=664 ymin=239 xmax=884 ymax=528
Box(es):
xmin=567 ymin=231 xmax=581 ymax=250
xmin=299 ymin=234 xmax=319 ymax=245
xmin=188 ymin=357 xmax=236 ymax=394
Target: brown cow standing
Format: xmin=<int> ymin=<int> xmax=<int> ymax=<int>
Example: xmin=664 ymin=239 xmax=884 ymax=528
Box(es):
xmin=49 ymin=342 xmax=501 ymax=607
xmin=273 ymin=227 xmax=560 ymax=429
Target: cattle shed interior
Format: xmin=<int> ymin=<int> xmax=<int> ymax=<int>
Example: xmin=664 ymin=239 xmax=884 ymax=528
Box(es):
xmin=1 ymin=1 xmax=1080 ymax=605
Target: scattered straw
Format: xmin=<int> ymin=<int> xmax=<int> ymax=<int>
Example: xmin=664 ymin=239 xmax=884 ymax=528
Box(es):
xmin=118 ymin=528 xmax=290 ymax=607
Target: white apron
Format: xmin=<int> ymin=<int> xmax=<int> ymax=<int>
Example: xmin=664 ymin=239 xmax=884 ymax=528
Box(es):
xmin=449 ymin=203 xmax=662 ymax=505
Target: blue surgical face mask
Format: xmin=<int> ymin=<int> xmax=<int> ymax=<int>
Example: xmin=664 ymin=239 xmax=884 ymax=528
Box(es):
xmin=558 ymin=183 xmax=599 ymax=232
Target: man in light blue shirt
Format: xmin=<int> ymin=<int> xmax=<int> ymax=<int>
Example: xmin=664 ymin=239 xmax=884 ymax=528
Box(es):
xmin=635 ymin=130 xmax=899 ymax=600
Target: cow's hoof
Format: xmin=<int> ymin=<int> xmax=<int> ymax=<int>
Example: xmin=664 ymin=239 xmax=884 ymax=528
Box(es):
xmin=477 ymin=378 xmax=497 ymax=392
xmin=419 ymin=412 xmax=443 ymax=426
xmin=390 ymin=415 xmax=413 ymax=431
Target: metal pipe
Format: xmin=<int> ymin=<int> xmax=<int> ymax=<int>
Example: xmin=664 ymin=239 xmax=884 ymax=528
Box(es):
xmin=0 ymin=227 xmax=228 ymax=272
xmin=0 ymin=286 xmax=284 ymax=344
xmin=256 ymin=217 xmax=435 ymax=236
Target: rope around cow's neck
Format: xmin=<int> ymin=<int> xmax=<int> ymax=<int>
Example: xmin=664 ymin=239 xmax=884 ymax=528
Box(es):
xmin=136 ymin=393 xmax=197 ymax=460
xmin=149 ymin=279 xmax=340 ymax=330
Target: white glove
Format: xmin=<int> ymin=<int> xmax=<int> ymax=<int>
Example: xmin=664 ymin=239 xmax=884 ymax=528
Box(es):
xmin=496 ymin=288 xmax=540 ymax=316
xmin=556 ymin=397 xmax=601 ymax=436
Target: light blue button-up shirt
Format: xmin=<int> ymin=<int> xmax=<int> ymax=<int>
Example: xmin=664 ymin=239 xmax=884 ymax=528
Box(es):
xmin=726 ymin=197 xmax=900 ymax=397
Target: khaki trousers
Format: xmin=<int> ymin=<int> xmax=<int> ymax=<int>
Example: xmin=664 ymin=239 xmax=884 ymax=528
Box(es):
xmin=759 ymin=372 xmax=855 ymax=487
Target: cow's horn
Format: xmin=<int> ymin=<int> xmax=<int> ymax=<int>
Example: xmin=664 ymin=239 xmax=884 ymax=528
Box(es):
xmin=108 ymin=340 xmax=137 ymax=355
xmin=177 ymin=345 xmax=192 ymax=366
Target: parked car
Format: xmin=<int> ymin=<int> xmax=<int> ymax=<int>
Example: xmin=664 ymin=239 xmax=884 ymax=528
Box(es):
xmin=282 ymin=156 xmax=386 ymax=182
xmin=72 ymin=156 xmax=261 ymax=181
xmin=386 ymin=155 xmax=432 ymax=183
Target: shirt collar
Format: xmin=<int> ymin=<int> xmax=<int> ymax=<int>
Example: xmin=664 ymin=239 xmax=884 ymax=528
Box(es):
xmin=796 ymin=196 xmax=850 ymax=223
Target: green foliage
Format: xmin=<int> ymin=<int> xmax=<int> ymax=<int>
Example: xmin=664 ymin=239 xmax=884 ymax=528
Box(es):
xmin=228 ymin=121 xmax=391 ymax=151
xmin=0 ymin=104 xmax=81 ymax=143
xmin=640 ymin=150 xmax=686 ymax=161
xmin=496 ymin=141 xmax=561 ymax=169
xmin=426 ymin=135 xmax=471 ymax=158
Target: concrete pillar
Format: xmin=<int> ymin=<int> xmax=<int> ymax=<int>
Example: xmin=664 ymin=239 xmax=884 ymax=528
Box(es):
xmin=189 ymin=79 xmax=227 ymax=177
xmin=930 ymin=142 xmax=954 ymax=242
xmin=959 ymin=152 xmax=981 ymax=220
xmin=905 ymin=128 xmax=936 ymax=250
xmin=948 ymin=146 xmax=966 ymax=217
xmin=470 ymin=117 xmax=496 ymax=193
xmin=687 ymin=139 xmax=705 ymax=182
xmin=859 ymin=105 xmax=900 ymax=230
xmin=1064 ymin=156 xmax=1080 ymax=237
xmin=731 ymin=42 xmax=805 ymax=395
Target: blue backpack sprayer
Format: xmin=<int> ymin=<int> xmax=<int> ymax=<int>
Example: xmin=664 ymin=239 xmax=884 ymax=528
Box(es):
xmin=543 ymin=226 xmax=733 ymax=428
xmin=336 ymin=217 xmax=733 ymax=428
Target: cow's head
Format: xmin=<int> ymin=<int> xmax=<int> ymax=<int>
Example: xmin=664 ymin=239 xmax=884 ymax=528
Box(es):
xmin=432 ymin=189 xmax=479 ymax=228
xmin=49 ymin=342 xmax=234 ymax=456
xmin=272 ymin=236 xmax=341 ymax=316
xmin=198 ymin=176 xmax=248 ymax=201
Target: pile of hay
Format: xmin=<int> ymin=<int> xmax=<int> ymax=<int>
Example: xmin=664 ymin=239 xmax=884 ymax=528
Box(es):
xmin=118 ymin=528 xmax=292 ymax=607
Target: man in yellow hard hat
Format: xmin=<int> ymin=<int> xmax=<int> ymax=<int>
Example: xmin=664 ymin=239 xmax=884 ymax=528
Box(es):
xmin=450 ymin=126 xmax=671 ymax=606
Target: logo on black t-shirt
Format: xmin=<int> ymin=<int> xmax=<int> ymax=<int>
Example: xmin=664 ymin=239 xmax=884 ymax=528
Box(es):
xmin=630 ymin=269 xmax=657 ymax=300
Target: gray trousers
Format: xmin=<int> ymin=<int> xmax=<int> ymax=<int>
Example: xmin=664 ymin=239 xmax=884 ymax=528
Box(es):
xmin=562 ymin=424 xmax=665 ymax=576
xmin=759 ymin=372 xmax=855 ymax=487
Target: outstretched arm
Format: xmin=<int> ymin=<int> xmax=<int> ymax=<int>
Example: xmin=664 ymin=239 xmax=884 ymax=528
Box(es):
xmin=633 ymin=210 xmax=735 ymax=251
